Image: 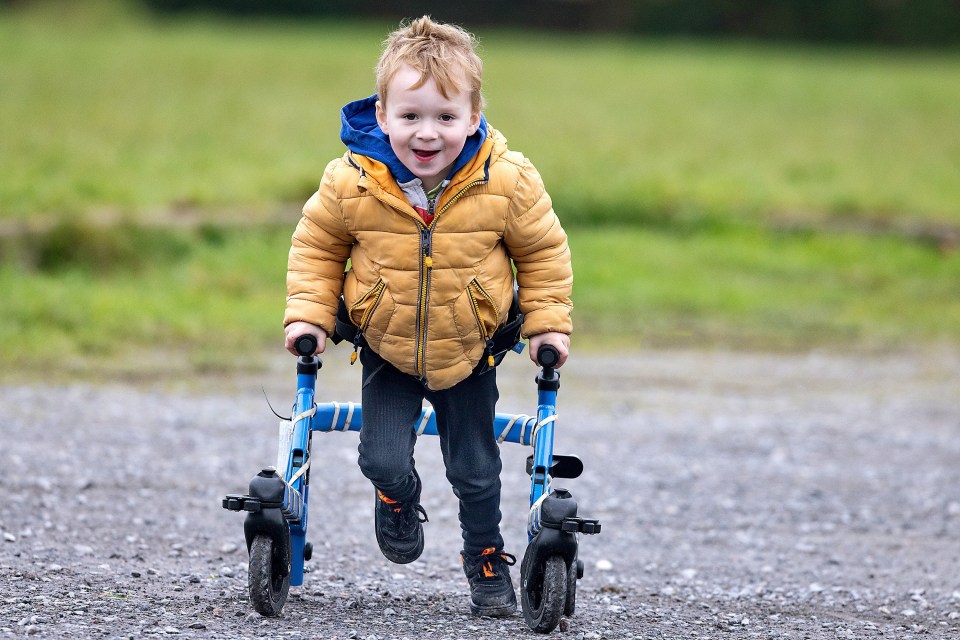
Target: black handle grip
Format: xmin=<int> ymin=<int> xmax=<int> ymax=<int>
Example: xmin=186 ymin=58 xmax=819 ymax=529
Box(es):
xmin=294 ymin=334 xmax=318 ymax=357
xmin=538 ymin=344 xmax=560 ymax=368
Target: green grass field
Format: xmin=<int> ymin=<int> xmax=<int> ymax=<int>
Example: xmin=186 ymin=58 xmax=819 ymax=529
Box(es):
xmin=2 ymin=1 xmax=959 ymax=376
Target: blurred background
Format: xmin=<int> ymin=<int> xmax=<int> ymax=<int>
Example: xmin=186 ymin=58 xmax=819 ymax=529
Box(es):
xmin=1 ymin=0 xmax=958 ymax=378
xmin=140 ymin=0 xmax=960 ymax=44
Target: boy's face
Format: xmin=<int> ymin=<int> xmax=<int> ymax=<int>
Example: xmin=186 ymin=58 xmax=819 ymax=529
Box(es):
xmin=376 ymin=64 xmax=480 ymax=192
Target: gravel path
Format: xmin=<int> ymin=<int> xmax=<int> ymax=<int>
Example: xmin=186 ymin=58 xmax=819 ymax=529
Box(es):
xmin=1 ymin=347 xmax=959 ymax=639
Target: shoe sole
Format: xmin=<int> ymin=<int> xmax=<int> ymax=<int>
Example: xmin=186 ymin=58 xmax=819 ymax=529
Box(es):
xmin=375 ymin=525 xmax=424 ymax=564
xmin=469 ymin=601 xmax=517 ymax=617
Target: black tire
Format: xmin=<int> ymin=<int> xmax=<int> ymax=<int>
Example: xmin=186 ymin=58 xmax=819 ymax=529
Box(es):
xmin=564 ymin=558 xmax=578 ymax=617
xmin=248 ymin=534 xmax=290 ymax=617
xmin=521 ymin=554 xmax=567 ymax=633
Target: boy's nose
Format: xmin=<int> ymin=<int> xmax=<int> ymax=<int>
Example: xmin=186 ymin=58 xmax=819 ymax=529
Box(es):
xmin=416 ymin=122 xmax=438 ymax=140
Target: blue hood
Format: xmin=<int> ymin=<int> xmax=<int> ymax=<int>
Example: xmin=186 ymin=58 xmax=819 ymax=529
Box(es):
xmin=340 ymin=95 xmax=488 ymax=184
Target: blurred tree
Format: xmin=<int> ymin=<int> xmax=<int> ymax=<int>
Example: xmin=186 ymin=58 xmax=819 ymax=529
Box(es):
xmin=136 ymin=0 xmax=960 ymax=45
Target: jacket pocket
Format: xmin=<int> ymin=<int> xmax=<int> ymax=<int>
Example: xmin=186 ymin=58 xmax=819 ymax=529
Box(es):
xmin=349 ymin=279 xmax=387 ymax=331
xmin=467 ymin=278 xmax=501 ymax=340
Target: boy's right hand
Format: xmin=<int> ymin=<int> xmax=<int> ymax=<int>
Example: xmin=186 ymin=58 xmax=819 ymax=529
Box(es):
xmin=284 ymin=322 xmax=327 ymax=356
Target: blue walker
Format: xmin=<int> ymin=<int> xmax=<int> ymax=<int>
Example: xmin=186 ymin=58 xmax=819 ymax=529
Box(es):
xmin=223 ymin=336 xmax=600 ymax=633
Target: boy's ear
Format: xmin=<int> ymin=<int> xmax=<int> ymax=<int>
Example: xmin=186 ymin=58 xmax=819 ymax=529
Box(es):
xmin=375 ymin=100 xmax=388 ymax=134
xmin=469 ymin=111 xmax=481 ymax=136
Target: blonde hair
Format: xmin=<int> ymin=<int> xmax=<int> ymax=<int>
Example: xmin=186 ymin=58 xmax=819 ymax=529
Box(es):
xmin=376 ymin=16 xmax=485 ymax=113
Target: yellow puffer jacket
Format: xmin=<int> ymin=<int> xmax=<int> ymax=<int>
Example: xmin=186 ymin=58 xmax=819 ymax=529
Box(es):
xmin=285 ymin=127 xmax=572 ymax=390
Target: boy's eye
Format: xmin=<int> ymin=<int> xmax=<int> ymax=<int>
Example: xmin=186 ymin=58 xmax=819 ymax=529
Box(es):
xmin=439 ymin=114 xmax=454 ymax=122
xmin=402 ymin=113 xmax=417 ymax=121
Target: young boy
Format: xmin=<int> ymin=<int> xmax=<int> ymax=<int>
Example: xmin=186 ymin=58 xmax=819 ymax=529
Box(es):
xmin=283 ymin=16 xmax=572 ymax=617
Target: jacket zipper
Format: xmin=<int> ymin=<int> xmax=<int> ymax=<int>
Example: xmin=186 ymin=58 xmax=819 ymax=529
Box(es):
xmin=415 ymin=224 xmax=432 ymax=378
xmin=357 ymin=281 xmax=386 ymax=330
xmin=349 ymin=280 xmax=385 ymax=364
xmin=414 ymin=179 xmax=486 ymax=378
xmin=357 ymin=172 xmax=486 ymax=379
xmin=468 ymin=280 xmax=501 ymax=367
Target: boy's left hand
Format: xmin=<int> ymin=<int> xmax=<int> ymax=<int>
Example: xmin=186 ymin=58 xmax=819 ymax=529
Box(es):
xmin=528 ymin=332 xmax=570 ymax=368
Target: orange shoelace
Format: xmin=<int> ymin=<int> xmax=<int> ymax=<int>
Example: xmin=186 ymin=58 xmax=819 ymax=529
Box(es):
xmin=377 ymin=490 xmax=401 ymax=513
xmin=480 ymin=547 xmax=501 ymax=578
xmin=462 ymin=547 xmax=516 ymax=579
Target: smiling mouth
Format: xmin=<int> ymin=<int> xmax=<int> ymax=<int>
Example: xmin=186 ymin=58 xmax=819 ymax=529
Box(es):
xmin=413 ymin=149 xmax=440 ymax=161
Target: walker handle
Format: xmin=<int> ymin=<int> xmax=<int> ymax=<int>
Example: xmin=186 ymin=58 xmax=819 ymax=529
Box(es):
xmin=294 ymin=334 xmax=318 ymax=357
xmin=537 ymin=344 xmax=560 ymax=369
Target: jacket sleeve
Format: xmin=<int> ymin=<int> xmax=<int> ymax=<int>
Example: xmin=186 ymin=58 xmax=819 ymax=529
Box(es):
xmin=284 ymin=160 xmax=354 ymax=334
xmin=503 ymin=159 xmax=573 ymax=337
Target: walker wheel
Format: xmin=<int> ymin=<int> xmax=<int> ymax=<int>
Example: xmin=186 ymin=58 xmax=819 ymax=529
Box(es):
xmin=564 ymin=558 xmax=581 ymax=616
xmin=521 ymin=552 xmax=566 ymax=633
xmin=248 ymin=534 xmax=291 ymax=616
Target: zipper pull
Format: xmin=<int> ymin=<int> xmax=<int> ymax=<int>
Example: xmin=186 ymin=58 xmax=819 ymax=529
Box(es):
xmin=421 ymin=227 xmax=433 ymax=269
xmin=350 ymin=331 xmax=361 ymax=365
xmin=485 ymin=339 xmax=495 ymax=367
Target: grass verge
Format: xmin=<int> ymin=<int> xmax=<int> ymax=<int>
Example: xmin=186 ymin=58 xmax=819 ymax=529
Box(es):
xmin=2 ymin=223 xmax=957 ymax=381
xmin=2 ymin=2 xmax=959 ymax=230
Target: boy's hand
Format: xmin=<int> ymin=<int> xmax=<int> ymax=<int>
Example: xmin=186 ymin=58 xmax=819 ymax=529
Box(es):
xmin=284 ymin=322 xmax=327 ymax=356
xmin=528 ymin=332 xmax=570 ymax=368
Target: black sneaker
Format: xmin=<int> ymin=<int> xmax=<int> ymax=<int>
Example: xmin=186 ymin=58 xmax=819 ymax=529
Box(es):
xmin=374 ymin=478 xmax=428 ymax=564
xmin=461 ymin=547 xmax=518 ymax=617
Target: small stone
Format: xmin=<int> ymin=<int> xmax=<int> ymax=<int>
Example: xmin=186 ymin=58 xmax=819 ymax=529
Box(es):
xmin=901 ymin=609 xmax=916 ymax=617
xmin=596 ymin=559 xmax=613 ymax=571
xmin=383 ymin=608 xmax=396 ymax=616
xmin=163 ymin=626 xmax=181 ymax=634
xmin=221 ymin=542 xmax=239 ymax=554
xmin=131 ymin=571 xmax=142 ymax=578
xmin=3 ymin=533 xmax=15 ymax=543
xmin=188 ymin=622 xmax=206 ymax=629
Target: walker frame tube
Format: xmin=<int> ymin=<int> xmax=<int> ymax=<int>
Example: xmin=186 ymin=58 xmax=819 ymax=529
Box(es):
xmin=278 ymin=358 xmax=557 ymax=585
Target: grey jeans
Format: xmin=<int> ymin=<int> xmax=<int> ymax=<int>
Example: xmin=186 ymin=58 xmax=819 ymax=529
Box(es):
xmin=357 ymin=347 xmax=504 ymax=556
